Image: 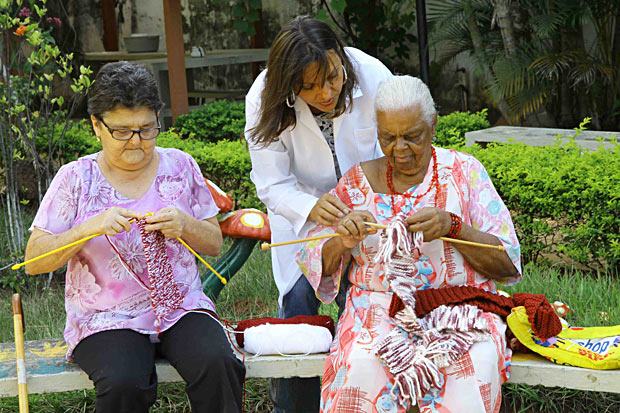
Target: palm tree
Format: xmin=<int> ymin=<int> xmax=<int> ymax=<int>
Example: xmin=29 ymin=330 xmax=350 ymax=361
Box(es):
xmin=429 ymin=0 xmax=620 ymax=129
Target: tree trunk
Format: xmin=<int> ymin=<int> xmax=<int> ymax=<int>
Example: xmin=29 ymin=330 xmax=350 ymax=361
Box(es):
xmin=464 ymin=1 xmax=512 ymax=122
xmin=0 ymin=33 xmax=25 ymax=256
xmin=608 ymin=5 xmax=620 ymax=128
xmin=492 ymin=0 xmax=517 ymax=56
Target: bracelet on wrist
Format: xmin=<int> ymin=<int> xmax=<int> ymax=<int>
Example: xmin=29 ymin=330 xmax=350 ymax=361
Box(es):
xmin=447 ymin=213 xmax=463 ymax=238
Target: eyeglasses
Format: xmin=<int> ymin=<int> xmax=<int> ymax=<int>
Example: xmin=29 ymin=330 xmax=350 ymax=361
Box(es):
xmin=98 ymin=117 xmax=161 ymax=141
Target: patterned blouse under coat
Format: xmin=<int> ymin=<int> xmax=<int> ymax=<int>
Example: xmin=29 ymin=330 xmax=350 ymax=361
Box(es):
xmin=297 ymin=146 xmax=522 ymax=413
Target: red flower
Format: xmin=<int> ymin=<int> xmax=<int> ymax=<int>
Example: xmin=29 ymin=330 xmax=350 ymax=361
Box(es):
xmin=18 ymin=7 xmax=31 ymax=18
xmin=46 ymin=17 xmax=62 ymax=29
xmin=14 ymin=25 xmax=27 ymax=37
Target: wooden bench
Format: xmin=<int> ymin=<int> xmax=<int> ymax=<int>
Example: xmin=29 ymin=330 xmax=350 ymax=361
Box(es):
xmin=0 ymin=339 xmax=618 ymax=397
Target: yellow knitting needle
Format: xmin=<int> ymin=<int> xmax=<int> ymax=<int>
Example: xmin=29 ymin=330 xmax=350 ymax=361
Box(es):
xmin=364 ymin=222 xmax=505 ymax=251
xmin=11 ymin=233 xmax=101 ymax=271
xmin=11 ymin=215 xmax=229 ymax=285
xmin=11 ymin=216 xmax=148 ymax=271
xmin=261 ymin=222 xmax=505 ymax=252
xmin=176 ymin=237 xmax=226 ymax=285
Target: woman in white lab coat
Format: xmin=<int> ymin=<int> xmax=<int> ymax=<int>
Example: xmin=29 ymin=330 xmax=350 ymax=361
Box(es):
xmin=244 ymin=15 xmax=392 ymax=413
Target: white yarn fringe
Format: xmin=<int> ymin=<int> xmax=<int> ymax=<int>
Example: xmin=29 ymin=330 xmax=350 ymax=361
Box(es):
xmin=378 ymin=305 xmax=490 ymax=406
xmin=372 ymin=216 xmax=490 ymax=407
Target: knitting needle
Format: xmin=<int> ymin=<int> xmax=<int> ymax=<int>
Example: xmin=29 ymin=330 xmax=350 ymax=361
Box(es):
xmin=176 ymin=237 xmax=227 ymax=285
xmin=11 ymin=233 xmax=101 ymax=271
xmin=260 ymin=233 xmax=340 ymax=251
xmin=364 ymin=222 xmax=505 ymax=251
xmin=10 ymin=217 xmax=147 ymax=271
xmin=260 ymin=222 xmax=505 ymax=252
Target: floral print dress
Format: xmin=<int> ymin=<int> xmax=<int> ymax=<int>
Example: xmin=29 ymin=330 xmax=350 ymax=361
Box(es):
xmin=297 ymin=147 xmax=522 ymax=413
xmin=31 ymin=147 xmax=219 ymax=359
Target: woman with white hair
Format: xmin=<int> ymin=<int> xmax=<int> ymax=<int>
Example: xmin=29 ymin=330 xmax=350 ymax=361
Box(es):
xmin=297 ymin=75 xmax=522 ymax=412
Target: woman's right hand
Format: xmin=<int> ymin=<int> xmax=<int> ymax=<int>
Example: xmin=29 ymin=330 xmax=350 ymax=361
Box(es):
xmin=86 ymin=207 xmax=140 ymax=236
xmin=308 ymin=193 xmax=351 ymax=226
xmin=336 ymin=211 xmax=377 ymax=249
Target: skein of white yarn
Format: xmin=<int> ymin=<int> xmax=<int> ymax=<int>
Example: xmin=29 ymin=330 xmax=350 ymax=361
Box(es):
xmin=244 ymin=323 xmax=333 ymax=356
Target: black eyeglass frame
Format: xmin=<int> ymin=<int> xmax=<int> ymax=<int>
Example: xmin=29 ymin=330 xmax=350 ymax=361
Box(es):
xmin=97 ymin=116 xmax=161 ymax=141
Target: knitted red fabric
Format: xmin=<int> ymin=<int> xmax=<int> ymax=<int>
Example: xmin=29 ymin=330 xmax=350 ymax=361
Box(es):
xmin=512 ymin=293 xmax=562 ymax=341
xmin=235 ymin=315 xmax=335 ymax=348
xmin=389 ymin=286 xmax=562 ymax=340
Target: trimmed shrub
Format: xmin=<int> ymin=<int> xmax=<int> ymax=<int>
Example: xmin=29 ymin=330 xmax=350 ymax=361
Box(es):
xmin=34 ymin=120 xmax=99 ymax=162
xmin=465 ymin=141 xmax=619 ymax=271
xmin=435 ymin=109 xmax=490 ymax=147
xmin=157 ymin=131 xmax=260 ymax=210
xmin=173 ymin=100 xmax=245 ymax=142
xmin=173 ymin=101 xmax=489 ymax=146
xmin=47 ymin=120 xmax=100 ymax=162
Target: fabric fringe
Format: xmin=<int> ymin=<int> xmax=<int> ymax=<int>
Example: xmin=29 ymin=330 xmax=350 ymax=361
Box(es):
xmin=377 ymin=304 xmax=490 ymax=406
xmin=375 ymin=218 xmax=423 ymax=310
xmin=374 ymin=216 xmax=491 ymax=407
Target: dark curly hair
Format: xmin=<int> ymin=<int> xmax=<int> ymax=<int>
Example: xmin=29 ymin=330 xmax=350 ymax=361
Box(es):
xmin=87 ymin=61 xmax=163 ymax=118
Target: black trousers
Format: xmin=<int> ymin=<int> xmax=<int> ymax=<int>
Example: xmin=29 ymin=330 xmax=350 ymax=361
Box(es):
xmin=73 ymin=312 xmax=245 ymax=413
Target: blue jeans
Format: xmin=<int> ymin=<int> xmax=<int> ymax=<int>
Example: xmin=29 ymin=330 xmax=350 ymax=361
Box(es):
xmin=271 ymin=274 xmax=349 ymax=413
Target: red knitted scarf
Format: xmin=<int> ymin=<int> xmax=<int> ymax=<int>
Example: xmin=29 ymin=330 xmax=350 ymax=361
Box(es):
xmin=389 ymin=286 xmax=562 ymax=340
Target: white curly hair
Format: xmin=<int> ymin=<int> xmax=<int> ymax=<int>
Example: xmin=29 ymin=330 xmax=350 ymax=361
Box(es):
xmin=374 ymin=75 xmax=436 ymax=126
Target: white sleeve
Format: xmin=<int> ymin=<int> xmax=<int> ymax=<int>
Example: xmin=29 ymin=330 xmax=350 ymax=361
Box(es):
xmin=244 ymin=87 xmax=319 ymax=236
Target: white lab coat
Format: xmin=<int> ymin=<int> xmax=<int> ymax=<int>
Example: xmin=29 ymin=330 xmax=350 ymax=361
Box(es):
xmin=244 ymin=47 xmax=392 ymax=305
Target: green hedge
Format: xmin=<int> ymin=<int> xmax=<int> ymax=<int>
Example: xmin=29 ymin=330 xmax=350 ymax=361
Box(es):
xmin=34 ymin=120 xmax=100 ymax=164
xmin=466 ymin=141 xmax=619 ymax=271
xmin=157 ymin=132 xmax=260 ymax=209
xmin=435 ymin=109 xmax=490 ymax=147
xmin=173 ymin=100 xmax=245 ymax=142
xmin=35 ymin=112 xmax=619 ymax=271
xmin=172 ymin=101 xmax=489 ymax=147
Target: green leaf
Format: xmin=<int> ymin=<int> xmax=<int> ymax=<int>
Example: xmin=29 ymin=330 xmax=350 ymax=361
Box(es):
xmin=331 ymin=0 xmax=346 ymax=14
xmin=315 ymin=9 xmax=329 ymax=23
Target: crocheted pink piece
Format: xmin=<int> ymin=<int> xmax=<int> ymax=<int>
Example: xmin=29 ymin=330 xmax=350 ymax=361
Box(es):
xmin=137 ymin=218 xmax=184 ymax=329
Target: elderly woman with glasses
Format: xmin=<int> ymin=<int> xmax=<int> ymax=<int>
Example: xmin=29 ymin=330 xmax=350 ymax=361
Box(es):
xmin=23 ymin=62 xmax=244 ymax=413
xmin=297 ymin=76 xmax=522 ymax=412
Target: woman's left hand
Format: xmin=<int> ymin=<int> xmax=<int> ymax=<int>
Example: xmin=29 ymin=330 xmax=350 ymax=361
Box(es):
xmin=405 ymin=207 xmax=451 ymax=242
xmin=144 ymin=207 xmax=189 ymax=239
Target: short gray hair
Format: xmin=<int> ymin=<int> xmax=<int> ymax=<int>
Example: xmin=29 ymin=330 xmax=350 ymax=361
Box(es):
xmin=88 ymin=61 xmax=163 ymax=118
xmin=374 ymin=75 xmax=436 ymax=126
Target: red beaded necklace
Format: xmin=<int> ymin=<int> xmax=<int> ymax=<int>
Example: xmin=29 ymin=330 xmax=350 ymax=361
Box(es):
xmin=386 ymin=146 xmax=439 ymax=207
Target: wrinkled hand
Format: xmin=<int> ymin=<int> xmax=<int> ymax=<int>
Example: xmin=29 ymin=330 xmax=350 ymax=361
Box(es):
xmin=405 ymin=207 xmax=451 ymax=242
xmin=88 ymin=207 xmax=140 ymax=236
xmin=144 ymin=207 xmax=189 ymax=239
xmin=336 ymin=211 xmax=377 ymax=249
xmin=308 ymin=193 xmax=351 ymax=226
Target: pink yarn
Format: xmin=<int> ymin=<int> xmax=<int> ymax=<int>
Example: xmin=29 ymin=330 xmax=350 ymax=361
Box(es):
xmin=137 ymin=218 xmax=184 ymax=329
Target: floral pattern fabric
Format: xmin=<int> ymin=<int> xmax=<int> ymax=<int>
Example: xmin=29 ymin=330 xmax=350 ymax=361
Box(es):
xmin=297 ymin=147 xmax=522 ymax=413
xmin=31 ymin=148 xmax=219 ymax=359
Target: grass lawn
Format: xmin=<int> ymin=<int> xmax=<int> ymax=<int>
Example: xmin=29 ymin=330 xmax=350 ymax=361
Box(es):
xmin=0 ymin=246 xmax=618 ymax=412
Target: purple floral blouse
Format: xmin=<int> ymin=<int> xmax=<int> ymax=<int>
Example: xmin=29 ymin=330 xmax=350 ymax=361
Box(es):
xmin=31 ymin=147 xmax=219 ymax=359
